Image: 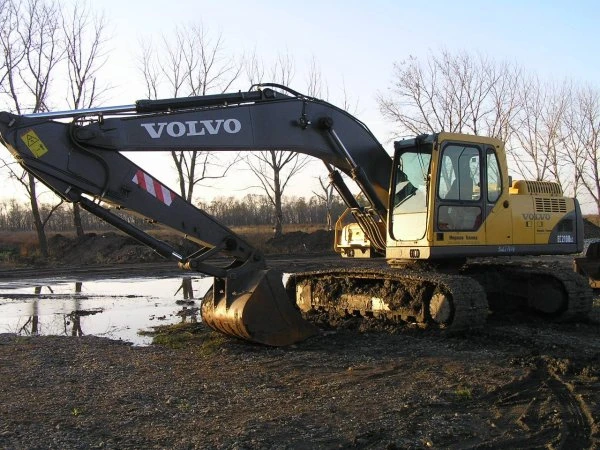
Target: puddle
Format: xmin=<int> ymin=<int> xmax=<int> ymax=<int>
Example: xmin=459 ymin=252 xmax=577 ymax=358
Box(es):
xmin=0 ymin=274 xmax=213 ymax=345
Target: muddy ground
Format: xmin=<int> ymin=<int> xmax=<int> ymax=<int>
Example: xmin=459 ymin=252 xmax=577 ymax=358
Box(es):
xmin=0 ymin=229 xmax=600 ymax=449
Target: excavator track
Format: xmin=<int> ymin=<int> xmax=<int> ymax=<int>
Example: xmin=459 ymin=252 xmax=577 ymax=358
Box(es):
xmin=286 ymin=267 xmax=489 ymax=332
xmin=462 ymin=263 xmax=593 ymax=321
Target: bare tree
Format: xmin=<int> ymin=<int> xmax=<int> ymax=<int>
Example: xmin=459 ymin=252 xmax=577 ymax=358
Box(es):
xmin=562 ymin=84 xmax=587 ymax=199
xmin=137 ymin=39 xmax=160 ymax=100
xmin=138 ymin=23 xmax=242 ymax=202
xmin=377 ymin=50 xmax=519 ymax=139
xmin=160 ymin=30 xmax=187 ymax=98
xmin=313 ymin=176 xmax=336 ymax=230
xmin=508 ymin=78 xmax=572 ymax=191
xmin=305 ymin=56 xmax=328 ymax=100
xmin=568 ymin=85 xmax=600 ymax=213
xmin=337 ymin=78 xmax=360 ymax=116
xmin=62 ymin=1 xmax=109 ymax=237
xmin=16 ymin=0 xmax=63 ymax=112
xmin=543 ymin=83 xmax=571 ymax=191
xmin=183 ymin=24 xmax=241 ymax=96
xmin=0 ymin=0 xmax=25 ymax=99
xmin=0 ymin=0 xmax=65 ymax=258
xmin=62 ymin=2 xmax=109 ymax=110
xmin=244 ymin=52 xmax=313 ymax=236
xmin=3 ymin=161 xmax=65 ymax=230
xmin=510 ymin=76 xmax=551 ymax=182
xmin=246 ymin=151 xmax=311 ymax=236
xmin=483 ymin=61 xmax=523 ymax=142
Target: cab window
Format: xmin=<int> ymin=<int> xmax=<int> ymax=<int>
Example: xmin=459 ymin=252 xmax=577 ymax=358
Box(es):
xmin=393 ymin=151 xmax=431 ymax=213
xmin=487 ymin=148 xmax=502 ymax=203
xmin=437 ymin=144 xmax=480 ymax=201
xmin=437 ymin=143 xmax=482 ymax=231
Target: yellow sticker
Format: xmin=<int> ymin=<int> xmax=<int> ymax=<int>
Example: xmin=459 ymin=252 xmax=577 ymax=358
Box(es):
xmin=20 ymin=129 xmax=49 ymax=158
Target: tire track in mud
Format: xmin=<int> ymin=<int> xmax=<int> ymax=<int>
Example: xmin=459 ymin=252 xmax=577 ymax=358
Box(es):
xmin=545 ymin=365 xmax=594 ymax=450
xmin=472 ymin=358 xmax=593 ymax=449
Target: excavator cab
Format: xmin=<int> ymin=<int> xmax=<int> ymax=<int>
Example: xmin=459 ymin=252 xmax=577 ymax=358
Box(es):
xmin=385 ymin=132 xmax=583 ymax=261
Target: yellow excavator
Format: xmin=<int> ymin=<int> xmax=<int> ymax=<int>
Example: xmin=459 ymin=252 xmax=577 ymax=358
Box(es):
xmin=0 ymin=84 xmax=593 ymax=346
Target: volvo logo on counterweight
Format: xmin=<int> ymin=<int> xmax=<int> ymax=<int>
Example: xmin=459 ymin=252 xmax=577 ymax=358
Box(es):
xmin=521 ymin=213 xmax=551 ymax=221
xmin=140 ymin=119 xmax=242 ymax=138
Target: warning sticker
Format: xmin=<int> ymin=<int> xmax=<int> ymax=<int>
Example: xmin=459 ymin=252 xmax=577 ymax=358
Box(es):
xmin=132 ymin=169 xmax=174 ymax=206
xmin=20 ymin=130 xmax=49 ymax=158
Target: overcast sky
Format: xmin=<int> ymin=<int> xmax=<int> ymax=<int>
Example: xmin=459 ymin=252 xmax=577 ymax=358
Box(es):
xmin=2 ymin=0 xmax=599 ymax=209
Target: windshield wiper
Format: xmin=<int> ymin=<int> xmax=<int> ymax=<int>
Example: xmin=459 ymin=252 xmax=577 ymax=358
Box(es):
xmin=394 ymin=181 xmax=418 ymax=208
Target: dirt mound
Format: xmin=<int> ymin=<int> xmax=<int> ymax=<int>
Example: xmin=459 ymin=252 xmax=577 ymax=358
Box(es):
xmin=48 ymin=232 xmax=162 ymax=265
xmin=266 ymin=230 xmax=335 ymax=254
xmin=584 ymin=218 xmax=600 ymax=239
xmin=44 ymin=229 xmax=335 ymax=266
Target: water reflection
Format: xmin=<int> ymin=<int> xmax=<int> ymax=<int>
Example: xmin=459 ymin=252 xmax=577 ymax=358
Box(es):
xmin=69 ymin=282 xmax=84 ymax=337
xmin=68 ymin=308 xmax=83 ymax=337
xmin=18 ymin=299 xmax=40 ymax=336
xmin=176 ymin=305 xmax=199 ymax=323
xmin=35 ymin=285 xmax=54 ymax=294
xmin=176 ymin=276 xmax=194 ymax=300
xmin=0 ymin=275 xmax=212 ymax=345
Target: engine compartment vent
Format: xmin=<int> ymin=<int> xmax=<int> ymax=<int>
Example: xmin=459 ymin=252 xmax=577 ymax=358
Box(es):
xmin=535 ymin=197 xmax=567 ymax=213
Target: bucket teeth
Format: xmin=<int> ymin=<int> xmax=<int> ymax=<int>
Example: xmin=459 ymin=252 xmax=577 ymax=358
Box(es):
xmin=201 ymin=269 xmax=319 ymax=346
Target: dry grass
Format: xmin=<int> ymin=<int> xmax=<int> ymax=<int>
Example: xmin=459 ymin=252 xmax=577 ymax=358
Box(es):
xmin=0 ymin=231 xmax=40 ymax=245
xmin=0 ymin=231 xmax=44 ymax=259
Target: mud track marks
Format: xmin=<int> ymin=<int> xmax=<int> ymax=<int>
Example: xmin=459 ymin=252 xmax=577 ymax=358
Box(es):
xmin=473 ymin=358 xmax=594 ymax=449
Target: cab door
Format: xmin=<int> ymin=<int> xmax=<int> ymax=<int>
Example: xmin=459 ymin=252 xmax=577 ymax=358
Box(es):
xmin=389 ymin=149 xmax=432 ymax=242
xmin=435 ymin=142 xmax=485 ymax=241
xmin=483 ymin=146 xmax=513 ymax=245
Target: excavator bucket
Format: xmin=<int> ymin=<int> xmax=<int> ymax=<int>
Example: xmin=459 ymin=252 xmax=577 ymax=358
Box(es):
xmin=201 ymin=269 xmax=319 ymax=346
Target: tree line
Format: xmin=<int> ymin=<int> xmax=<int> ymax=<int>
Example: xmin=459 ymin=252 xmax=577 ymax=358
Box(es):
xmin=0 ymin=194 xmax=347 ymax=232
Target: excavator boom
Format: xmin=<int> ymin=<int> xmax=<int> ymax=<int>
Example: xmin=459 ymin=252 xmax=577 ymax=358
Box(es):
xmin=0 ymin=85 xmax=392 ymax=345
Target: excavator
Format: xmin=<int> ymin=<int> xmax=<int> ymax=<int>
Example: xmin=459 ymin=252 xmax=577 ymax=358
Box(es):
xmin=0 ymin=84 xmax=593 ymax=346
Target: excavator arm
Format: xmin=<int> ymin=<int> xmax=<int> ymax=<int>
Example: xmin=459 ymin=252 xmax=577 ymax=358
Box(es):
xmin=0 ymin=84 xmax=393 ymax=346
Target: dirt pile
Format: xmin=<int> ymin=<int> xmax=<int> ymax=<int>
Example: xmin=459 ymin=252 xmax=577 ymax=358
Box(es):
xmin=42 ymin=229 xmax=335 ymax=267
xmin=48 ymin=232 xmax=163 ymax=265
xmin=584 ymin=218 xmax=600 ymax=239
xmin=265 ymin=229 xmax=335 ymax=254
